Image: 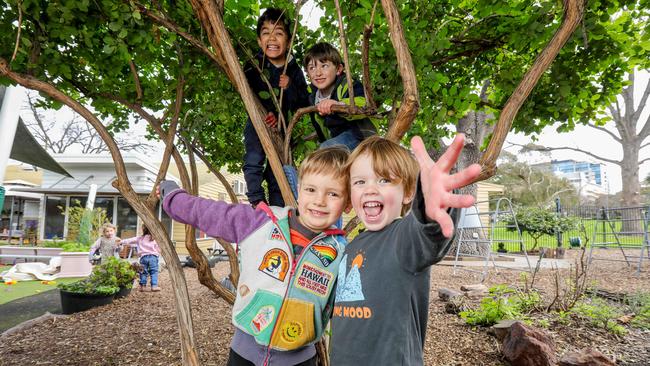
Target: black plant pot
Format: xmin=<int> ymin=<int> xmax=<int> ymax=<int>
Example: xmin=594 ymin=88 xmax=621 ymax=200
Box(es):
xmin=114 ymin=286 xmax=132 ymax=299
xmin=59 ymin=289 xmax=114 ymax=315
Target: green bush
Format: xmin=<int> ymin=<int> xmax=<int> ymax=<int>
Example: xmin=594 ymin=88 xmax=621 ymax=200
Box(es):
xmin=62 ymin=201 xmax=108 ymax=245
xmin=58 ymin=279 xmax=119 ymax=296
xmin=91 ymin=257 xmax=137 ymax=289
xmin=61 ymin=242 xmax=91 ymax=252
xmin=572 ymin=298 xmax=627 ymax=336
xmin=459 ymin=285 xmax=536 ymax=326
xmin=506 ymin=207 xmax=579 ymax=250
xmin=627 ymin=292 xmax=650 ymax=330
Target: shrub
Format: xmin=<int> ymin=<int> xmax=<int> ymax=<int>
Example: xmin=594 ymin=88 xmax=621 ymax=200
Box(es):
xmin=572 ymin=298 xmax=627 ymax=336
xmin=91 ymin=257 xmax=138 ymax=289
xmin=58 ymin=279 xmax=119 ymax=296
xmin=506 ymin=207 xmax=579 ymax=250
xmin=460 ymin=285 xmax=528 ymax=326
xmin=61 ymin=242 xmax=91 ymax=252
xmin=627 ymin=292 xmax=650 ymax=330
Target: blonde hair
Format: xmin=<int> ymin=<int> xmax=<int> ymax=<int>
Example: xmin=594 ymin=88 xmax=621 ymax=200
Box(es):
xmin=299 ymin=146 xmax=350 ymax=196
xmin=101 ymin=222 xmax=117 ymax=234
xmin=345 ymin=136 xmax=419 ymax=211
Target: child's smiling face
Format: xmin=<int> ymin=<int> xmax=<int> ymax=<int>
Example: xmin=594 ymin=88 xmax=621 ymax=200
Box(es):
xmin=257 ymin=20 xmax=288 ymax=65
xmin=349 ymin=153 xmax=412 ymax=231
xmin=306 ymin=59 xmax=343 ymax=94
xmin=103 ymin=227 xmax=116 ymax=238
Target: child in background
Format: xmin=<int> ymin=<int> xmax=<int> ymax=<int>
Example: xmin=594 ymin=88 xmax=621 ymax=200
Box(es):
xmin=160 ymin=147 xmax=350 ymax=366
xmin=304 ymin=42 xmax=377 ymax=151
xmin=329 ymin=135 xmax=481 ymax=365
xmin=243 ymin=7 xmax=310 ymax=207
xmin=88 ymin=223 xmax=120 ymax=264
xmin=120 ymin=226 xmax=161 ymax=292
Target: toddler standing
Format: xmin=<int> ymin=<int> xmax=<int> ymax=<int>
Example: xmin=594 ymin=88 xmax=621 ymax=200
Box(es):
xmin=120 ymin=226 xmax=162 ymax=292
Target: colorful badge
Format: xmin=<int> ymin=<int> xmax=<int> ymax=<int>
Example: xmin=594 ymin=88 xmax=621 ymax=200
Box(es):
xmin=280 ymin=321 xmax=304 ymax=344
xmin=258 ymin=249 xmax=290 ymax=281
xmin=295 ymin=262 xmax=333 ymax=297
xmin=309 ymin=243 xmax=338 ymax=267
xmin=251 ymin=305 xmax=275 ymax=335
xmin=268 ymin=227 xmax=283 ymax=241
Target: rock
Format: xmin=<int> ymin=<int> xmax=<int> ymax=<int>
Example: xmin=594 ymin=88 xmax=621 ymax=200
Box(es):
xmin=502 ymin=321 xmax=557 ymax=366
xmin=445 ymin=296 xmax=469 ymax=314
xmin=460 ymin=284 xmax=488 ymax=292
xmin=559 ymin=348 xmax=616 ymax=366
xmin=438 ymin=288 xmax=463 ymax=301
xmin=490 ymin=320 xmax=519 ymax=342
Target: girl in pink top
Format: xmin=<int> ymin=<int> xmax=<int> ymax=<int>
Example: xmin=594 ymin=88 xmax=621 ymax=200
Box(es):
xmin=120 ymin=226 xmax=162 ymax=292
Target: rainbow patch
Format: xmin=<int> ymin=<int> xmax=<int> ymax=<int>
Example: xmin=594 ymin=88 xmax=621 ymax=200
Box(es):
xmin=310 ymin=244 xmax=337 ymax=267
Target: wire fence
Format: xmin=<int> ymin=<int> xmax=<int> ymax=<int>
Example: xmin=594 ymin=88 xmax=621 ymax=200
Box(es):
xmin=491 ymin=204 xmax=650 ymax=253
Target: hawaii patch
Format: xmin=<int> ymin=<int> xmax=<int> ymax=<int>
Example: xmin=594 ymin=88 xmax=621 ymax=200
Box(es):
xmin=268 ymin=227 xmax=283 ymax=241
xmin=251 ymin=305 xmax=275 ymax=334
xmin=258 ymin=249 xmax=289 ymax=281
xmin=295 ymin=262 xmax=333 ymax=297
xmin=309 ymin=244 xmax=337 ymax=267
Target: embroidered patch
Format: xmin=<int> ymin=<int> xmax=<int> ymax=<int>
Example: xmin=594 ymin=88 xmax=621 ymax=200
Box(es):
xmin=251 ymin=305 xmax=275 ymax=335
xmin=258 ymin=249 xmax=289 ymax=281
xmin=295 ymin=262 xmax=333 ymax=297
xmin=280 ymin=321 xmax=303 ymax=343
xmin=268 ymin=227 xmax=283 ymax=241
xmin=309 ymin=244 xmax=338 ymax=267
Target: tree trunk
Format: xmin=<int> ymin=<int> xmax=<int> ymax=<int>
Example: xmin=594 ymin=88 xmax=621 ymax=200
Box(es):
xmin=620 ymin=144 xmax=642 ymax=234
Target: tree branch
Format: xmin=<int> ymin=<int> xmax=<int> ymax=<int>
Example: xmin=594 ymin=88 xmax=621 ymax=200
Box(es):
xmin=128 ymin=59 xmax=143 ymax=103
xmin=519 ymin=143 xmax=620 ymax=165
xmin=586 ymin=122 xmax=621 ymax=143
xmin=333 ymin=0 xmax=355 ymax=107
xmin=361 ymin=0 xmax=380 ymax=111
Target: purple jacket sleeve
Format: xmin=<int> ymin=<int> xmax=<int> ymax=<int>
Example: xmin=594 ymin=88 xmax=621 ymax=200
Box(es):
xmin=162 ymin=188 xmax=270 ymax=243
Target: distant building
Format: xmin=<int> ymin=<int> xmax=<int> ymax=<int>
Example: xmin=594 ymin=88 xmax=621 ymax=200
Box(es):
xmin=533 ymin=159 xmax=608 ymax=199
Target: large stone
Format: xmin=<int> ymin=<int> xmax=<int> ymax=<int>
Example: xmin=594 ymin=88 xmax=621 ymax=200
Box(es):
xmin=490 ymin=320 xmax=519 ymax=341
xmin=559 ymin=348 xmax=616 ymax=366
xmin=445 ymin=296 xmax=470 ymax=314
xmin=460 ymin=284 xmax=489 ymax=292
xmin=438 ymin=288 xmax=463 ymax=301
xmin=502 ymin=321 xmax=557 ymax=366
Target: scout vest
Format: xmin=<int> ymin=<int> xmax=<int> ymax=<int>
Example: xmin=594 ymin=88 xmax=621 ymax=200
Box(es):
xmin=231 ymin=203 xmax=346 ymax=351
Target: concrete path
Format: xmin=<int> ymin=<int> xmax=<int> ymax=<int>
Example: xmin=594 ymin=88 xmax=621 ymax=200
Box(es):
xmin=439 ymin=254 xmax=571 ymax=270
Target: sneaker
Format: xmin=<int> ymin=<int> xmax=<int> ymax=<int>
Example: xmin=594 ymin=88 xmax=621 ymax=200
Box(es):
xmin=151 ymin=286 xmax=161 ymax=292
xmin=139 ymin=285 xmax=146 ymax=292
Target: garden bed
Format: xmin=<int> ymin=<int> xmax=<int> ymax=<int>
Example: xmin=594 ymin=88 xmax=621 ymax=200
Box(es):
xmin=0 ymin=249 xmax=648 ymax=365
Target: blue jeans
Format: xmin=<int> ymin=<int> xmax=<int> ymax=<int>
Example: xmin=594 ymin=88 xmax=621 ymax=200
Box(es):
xmin=243 ymin=119 xmax=284 ymax=206
xmin=320 ymin=130 xmax=363 ymax=151
xmin=139 ymin=254 xmax=159 ymax=287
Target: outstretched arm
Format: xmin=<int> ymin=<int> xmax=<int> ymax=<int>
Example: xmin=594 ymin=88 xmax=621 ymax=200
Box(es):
xmin=411 ymin=134 xmax=481 ymax=238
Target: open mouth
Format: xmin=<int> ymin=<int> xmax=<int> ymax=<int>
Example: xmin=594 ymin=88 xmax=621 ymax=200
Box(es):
xmin=362 ymin=201 xmax=383 ymax=219
xmin=266 ymin=45 xmax=281 ymax=52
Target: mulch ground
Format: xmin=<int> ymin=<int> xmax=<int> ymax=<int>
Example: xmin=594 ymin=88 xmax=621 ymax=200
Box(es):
xmin=0 ymin=249 xmax=649 ymax=365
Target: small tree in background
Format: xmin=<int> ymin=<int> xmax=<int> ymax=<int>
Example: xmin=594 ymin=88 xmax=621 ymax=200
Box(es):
xmin=508 ymin=206 xmax=579 ymax=250
xmin=63 ymin=202 xmax=108 ymax=245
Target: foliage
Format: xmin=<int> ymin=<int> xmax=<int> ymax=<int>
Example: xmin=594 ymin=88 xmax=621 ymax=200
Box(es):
xmin=627 ymin=292 xmax=650 ymax=330
xmin=571 ymin=298 xmax=627 ymax=336
xmin=60 ymin=242 xmax=92 ymax=252
xmin=507 ymin=206 xmax=580 ymax=249
xmin=459 ymin=285 xmax=541 ymax=326
xmin=57 ymin=279 xmax=119 ymax=296
xmin=90 ymin=257 xmax=138 ymax=289
xmin=63 ymin=202 xmax=108 ymax=245
xmin=489 ymin=152 xmax=580 ymax=207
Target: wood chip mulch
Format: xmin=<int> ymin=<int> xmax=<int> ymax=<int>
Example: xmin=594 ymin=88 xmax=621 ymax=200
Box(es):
xmin=0 ymin=249 xmax=649 ymax=365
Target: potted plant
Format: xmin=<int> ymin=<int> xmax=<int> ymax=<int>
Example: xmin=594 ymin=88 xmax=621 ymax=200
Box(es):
xmin=58 ymin=242 xmax=93 ymax=278
xmin=58 ymin=279 xmax=119 ymax=314
xmin=496 ymin=242 xmax=508 ymax=253
xmin=90 ymin=257 xmax=138 ymax=299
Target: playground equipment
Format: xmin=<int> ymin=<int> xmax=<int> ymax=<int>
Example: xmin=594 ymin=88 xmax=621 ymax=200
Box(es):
xmin=588 ymin=206 xmax=650 ymax=274
xmin=453 ymin=197 xmax=532 ymax=281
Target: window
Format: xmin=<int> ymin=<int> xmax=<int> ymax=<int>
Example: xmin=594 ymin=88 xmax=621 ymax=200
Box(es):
xmin=44 ymin=195 xmax=66 ymax=239
xmin=231 ymin=180 xmax=246 ymax=195
xmin=117 ymin=197 xmax=138 ymax=238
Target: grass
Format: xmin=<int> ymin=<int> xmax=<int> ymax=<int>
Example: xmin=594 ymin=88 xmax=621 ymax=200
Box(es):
xmin=0 ymin=266 xmax=83 ymax=305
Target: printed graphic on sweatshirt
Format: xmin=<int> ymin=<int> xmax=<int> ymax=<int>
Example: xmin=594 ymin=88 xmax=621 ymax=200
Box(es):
xmin=335 ymin=253 xmax=365 ymax=302
xmin=309 ymin=243 xmax=338 ymax=267
xmin=251 ymin=305 xmax=275 ymax=335
xmin=295 ymin=262 xmax=333 ymax=297
xmin=258 ymin=249 xmax=289 ymax=281
xmin=280 ymin=321 xmax=304 ymax=344
xmin=268 ymin=227 xmax=283 ymax=241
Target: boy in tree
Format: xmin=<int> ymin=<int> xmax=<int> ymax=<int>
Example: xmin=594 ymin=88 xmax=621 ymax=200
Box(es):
xmin=330 ymin=134 xmax=481 ymax=365
xmin=304 ymin=42 xmax=377 ymax=151
xmin=243 ymin=8 xmax=309 ymax=207
xmin=160 ymin=147 xmax=350 ymax=366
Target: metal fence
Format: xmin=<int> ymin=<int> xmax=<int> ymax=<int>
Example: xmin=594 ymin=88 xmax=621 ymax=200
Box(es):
xmin=491 ymin=204 xmax=650 ymax=253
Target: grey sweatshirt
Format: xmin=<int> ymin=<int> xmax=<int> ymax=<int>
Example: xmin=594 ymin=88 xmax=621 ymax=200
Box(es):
xmin=330 ymin=183 xmax=458 ymax=365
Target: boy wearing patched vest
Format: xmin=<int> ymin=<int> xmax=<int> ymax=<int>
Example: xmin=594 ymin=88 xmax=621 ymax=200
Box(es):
xmin=304 ymin=42 xmax=377 ymax=151
xmin=160 ymin=147 xmax=350 ymax=366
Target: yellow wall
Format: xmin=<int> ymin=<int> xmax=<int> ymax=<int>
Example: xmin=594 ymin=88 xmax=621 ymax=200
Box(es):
xmin=3 ymin=165 xmax=43 ymax=185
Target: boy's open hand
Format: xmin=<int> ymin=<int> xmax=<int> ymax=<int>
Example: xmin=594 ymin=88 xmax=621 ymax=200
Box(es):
xmin=279 ymin=74 xmax=290 ymax=89
xmin=264 ymin=112 xmax=278 ymax=128
xmin=411 ymin=134 xmax=482 ymax=238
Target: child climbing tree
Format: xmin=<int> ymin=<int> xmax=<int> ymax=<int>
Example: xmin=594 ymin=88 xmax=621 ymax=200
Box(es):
xmin=3 ymin=0 xmax=647 ymax=364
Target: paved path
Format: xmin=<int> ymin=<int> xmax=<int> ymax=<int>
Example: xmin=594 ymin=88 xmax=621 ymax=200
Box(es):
xmin=0 ymin=289 xmax=61 ymax=333
xmin=439 ymin=255 xmax=571 ymax=269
